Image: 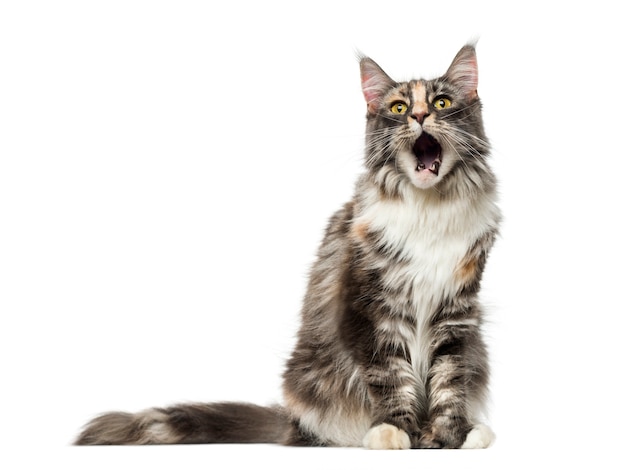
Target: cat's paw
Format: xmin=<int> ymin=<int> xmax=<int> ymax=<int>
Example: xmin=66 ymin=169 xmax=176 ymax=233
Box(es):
xmin=418 ymin=431 xmax=444 ymax=449
xmin=461 ymin=424 xmax=495 ymax=449
xmin=362 ymin=423 xmax=411 ymax=450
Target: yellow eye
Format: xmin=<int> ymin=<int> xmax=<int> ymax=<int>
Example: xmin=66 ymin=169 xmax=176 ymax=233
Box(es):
xmin=433 ymin=96 xmax=452 ymax=109
xmin=390 ymin=102 xmax=408 ymax=115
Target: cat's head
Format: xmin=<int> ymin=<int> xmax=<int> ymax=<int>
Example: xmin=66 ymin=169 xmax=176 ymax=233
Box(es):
xmin=360 ymin=45 xmax=491 ymax=197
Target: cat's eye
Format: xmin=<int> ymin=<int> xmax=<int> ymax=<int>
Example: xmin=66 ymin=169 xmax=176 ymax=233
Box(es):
xmin=433 ymin=96 xmax=452 ymax=109
xmin=390 ymin=102 xmax=409 ymax=115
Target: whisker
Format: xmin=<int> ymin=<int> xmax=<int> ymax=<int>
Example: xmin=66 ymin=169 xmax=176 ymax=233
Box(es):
xmin=438 ymin=132 xmax=472 ymax=175
xmin=442 ymin=102 xmax=481 ymax=119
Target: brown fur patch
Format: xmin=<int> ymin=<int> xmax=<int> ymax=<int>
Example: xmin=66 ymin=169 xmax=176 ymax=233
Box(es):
xmin=456 ymin=255 xmax=478 ymax=285
xmin=410 ymin=82 xmax=428 ymax=121
xmin=351 ymin=221 xmax=370 ymax=242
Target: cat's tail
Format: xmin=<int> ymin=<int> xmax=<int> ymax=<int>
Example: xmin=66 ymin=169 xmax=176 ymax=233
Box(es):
xmin=74 ymin=402 xmax=291 ymax=445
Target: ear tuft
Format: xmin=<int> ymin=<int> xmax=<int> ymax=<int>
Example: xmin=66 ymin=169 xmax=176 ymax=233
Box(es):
xmin=445 ymin=44 xmax=479 ymax=100
xmin=360 ymin=57 xmax=395 ymax=114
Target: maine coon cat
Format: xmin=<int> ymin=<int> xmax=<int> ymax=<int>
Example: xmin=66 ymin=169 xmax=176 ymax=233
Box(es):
xmin=76 ymin=44 xmax=500 ymax=449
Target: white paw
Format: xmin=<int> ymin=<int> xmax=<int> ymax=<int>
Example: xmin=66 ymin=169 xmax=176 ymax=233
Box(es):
xmin=362 ymin=423 xmax=411 ymax=450
xmin=461 ymin=424 xmax=495 ymax=449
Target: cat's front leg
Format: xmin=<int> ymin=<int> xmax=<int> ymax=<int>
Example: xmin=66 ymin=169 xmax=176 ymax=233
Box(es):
xmin=361 ymin=353 xmax=421 ymax=449
xmin=419 ymin=304 xmax=490 ymax=449
xmin=419 ymin=352 xmax=473 ymax=449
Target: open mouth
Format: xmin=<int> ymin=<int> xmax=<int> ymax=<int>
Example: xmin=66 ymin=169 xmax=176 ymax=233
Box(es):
xmin=413 ymin=132 xmax=442 ymax=176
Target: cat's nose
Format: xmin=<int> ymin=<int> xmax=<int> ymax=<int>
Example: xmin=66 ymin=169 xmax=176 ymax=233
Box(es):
xmin=411 ymin=112 xmax=430 ymax=125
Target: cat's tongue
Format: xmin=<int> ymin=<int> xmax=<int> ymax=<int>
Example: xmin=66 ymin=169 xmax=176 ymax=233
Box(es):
xmin=413 ymin=132 xmax=442 ymax=175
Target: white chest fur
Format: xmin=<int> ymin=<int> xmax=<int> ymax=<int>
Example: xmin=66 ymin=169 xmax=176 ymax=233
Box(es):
xmin=354 ymin=185 xmax=499 ymax=379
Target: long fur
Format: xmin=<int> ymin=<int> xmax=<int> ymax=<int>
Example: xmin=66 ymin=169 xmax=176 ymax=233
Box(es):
xmin=76 ymin=44 xmax=500 ymax=449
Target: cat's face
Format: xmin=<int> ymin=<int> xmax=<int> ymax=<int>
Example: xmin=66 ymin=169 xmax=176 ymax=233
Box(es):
xmin=360 ymin=46 xmax=488 ymax=194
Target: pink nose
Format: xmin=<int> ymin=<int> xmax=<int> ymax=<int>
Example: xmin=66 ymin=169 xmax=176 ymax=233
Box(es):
xmin=411 ymin=111 xmax=430 ymax=125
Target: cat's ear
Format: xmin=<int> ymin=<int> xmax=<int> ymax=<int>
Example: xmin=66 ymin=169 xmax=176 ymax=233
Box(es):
xmin=360 ymin=57 xmax=395 ymax=114
xmin=444 ymin=44 xmax=479 ymax=100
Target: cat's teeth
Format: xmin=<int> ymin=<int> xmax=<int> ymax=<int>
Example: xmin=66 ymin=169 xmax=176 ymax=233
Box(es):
xmin=417 ymin=160 xmax=441 ymax=175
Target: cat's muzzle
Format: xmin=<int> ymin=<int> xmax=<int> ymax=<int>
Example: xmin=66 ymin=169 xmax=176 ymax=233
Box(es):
xmin=413 ymin=132 xmax=442 ymax=176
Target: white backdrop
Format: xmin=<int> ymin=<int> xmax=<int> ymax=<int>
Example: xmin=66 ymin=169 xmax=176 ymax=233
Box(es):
xmin=2 ymin=1 xmax=624 ymax=468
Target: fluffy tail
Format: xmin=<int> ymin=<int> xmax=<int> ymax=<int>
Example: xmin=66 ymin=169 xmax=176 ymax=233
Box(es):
xmin=75 ymin=402 xmax=290 ymax=445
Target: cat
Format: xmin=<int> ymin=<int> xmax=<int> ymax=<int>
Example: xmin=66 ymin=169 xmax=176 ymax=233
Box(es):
xmin=75 ymin=44 xmax=500 ymax=450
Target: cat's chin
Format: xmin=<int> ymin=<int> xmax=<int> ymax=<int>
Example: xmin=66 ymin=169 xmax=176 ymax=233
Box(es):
xmin=409 ymin=170 xmax=442 ymax=190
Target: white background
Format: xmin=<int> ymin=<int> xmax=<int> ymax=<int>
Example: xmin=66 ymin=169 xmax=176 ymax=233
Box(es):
xmin=1 ymin=1 xmax=625 ymax=468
